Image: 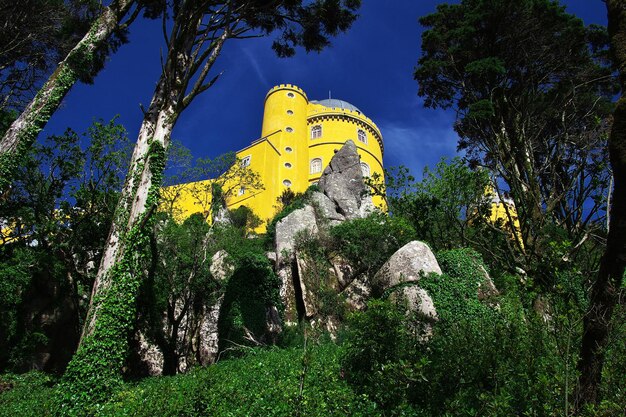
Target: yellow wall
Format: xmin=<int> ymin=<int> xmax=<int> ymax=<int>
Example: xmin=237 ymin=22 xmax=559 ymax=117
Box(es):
xmin=164 ymin=84 xmax=387 ymax=231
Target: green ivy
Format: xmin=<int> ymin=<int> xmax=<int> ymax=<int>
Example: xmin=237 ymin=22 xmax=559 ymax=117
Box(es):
xmin=58 ymin=140 xmax=167 ymax=414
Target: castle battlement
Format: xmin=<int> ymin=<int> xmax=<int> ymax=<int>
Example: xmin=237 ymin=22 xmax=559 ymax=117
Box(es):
xmin=265 ymin=84 xmax=308 ymax=102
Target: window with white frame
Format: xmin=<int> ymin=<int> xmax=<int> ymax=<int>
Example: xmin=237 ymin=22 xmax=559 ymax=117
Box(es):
xmin=240 ymin=155 xmax=251 ymax=167
xmin=310 ymin=158 xmax=322 ymax=174
xmin=357 ymin=129 xmax=367 ymax=144
xmin=360 ymin=162 xmax=370 ymax=177
xmin=238 ymin=186 xmax=245 ymax=196
xmin=311 ymin=125 xmax=322 ymax=139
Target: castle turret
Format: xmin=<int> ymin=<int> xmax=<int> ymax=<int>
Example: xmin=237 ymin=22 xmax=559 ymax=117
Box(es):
xmin=262 ymin=84 xmax=310 ymax=195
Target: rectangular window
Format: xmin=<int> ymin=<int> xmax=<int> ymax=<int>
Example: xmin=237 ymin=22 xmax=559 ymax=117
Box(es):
xmin=240 ymin=155 xmax=251 ymax=167
xmin=311 ymin=125 xmax=322 ymax=139
xmin=357 ymin=129 xmax=367 ymax=144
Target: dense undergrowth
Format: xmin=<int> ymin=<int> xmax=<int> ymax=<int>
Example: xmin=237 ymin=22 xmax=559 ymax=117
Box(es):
xmin=0 ymin=342 xmax=379 ymax=417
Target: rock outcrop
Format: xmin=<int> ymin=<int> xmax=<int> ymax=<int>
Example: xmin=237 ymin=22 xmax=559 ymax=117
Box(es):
xmin=274 ymin=205 xmax=318 ymax=323
xmin=370 ymin=241 xmax=442 ymax=324
xmin=317 ymin=140 xmax=371 ymax=220
xmin=197 ymin=250 xmax=234 ymax=365
xmin=372 ymin=241 xmax=442 ymax=294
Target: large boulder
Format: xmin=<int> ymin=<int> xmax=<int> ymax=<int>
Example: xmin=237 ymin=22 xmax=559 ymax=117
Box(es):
xmin=310 ymin=191 xmax=345 ymax=224
xmin=197 ymin=250 xmax=234 ymax=365
xmin=318 ymin=140 xmax=368 ymax=219
xmin=372 ymin=240 xmax=442 ymax=294
xmin=274 ymin=205 xmax=318 ymax=324
xmin=275 ymin=205 xmax=318 ymax=256
xmin=372 ymin=241 xmax=442 ymax=329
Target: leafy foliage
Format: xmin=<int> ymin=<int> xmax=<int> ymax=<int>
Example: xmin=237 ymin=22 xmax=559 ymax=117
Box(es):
xmin=341 ymin=300 xmax=426 ymax=411
xmin=329 ymin=212 xmax=416 ymax=276
xmin=0 ymin=119 xmax=130 ymax=373
xmin=415 ymin=0 xmax=614 ymax=281
xmin=100 ymin=343 xmax=377 ymax=416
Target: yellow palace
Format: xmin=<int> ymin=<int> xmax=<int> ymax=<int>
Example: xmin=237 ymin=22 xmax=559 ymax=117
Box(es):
xmin=169 ymin=84 xmax=385 ymax=229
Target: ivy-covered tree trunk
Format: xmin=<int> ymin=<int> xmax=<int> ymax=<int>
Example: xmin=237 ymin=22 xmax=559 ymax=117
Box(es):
xmin=0 ymin=0 xmax=136 ymax=192
xmin=59 ymin=12 xmax=229 ymax=410
xmin=59 ymin=1 xmax=361 ymax=410
xmin=575 ymin=0 xmax=626 ymax=409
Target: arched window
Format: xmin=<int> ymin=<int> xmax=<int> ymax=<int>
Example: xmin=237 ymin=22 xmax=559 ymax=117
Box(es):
xmin=357 ymin=129 xmax=367 ymax=144
xmin=360 ymin=162 xmax=370 ymax=177
xmin=286 ymin=127 xmax=293 ymax=133
xmin=310 ymin=158 xmax=323 ymax=174
xmin=283 ymin=179 xmax=292 ymax=187
xmin=311 ymin=125 xmax=322 ymax=139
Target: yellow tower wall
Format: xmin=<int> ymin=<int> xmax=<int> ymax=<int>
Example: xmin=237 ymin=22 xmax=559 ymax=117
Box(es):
xmin=305 ymin=103 xmax=386 ymax=209
xmin=163 ymin=84 xmax=388 ymax=231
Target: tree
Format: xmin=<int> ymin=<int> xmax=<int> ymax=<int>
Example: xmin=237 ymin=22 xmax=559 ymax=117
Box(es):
xmin=0 ymin=0 xmax=97 ymax=116
xmin=414 ymin=0 xmax=615 ymax=282
xmin=160 ymin=148 xmax=264 ymax=223
xmin=61 ymin=0 xmax=362 ymax=409
xmin=0 ymin=0 xmax=160 ymax=193
xmin=576 ymin=0 xmax=626 ymax=409
xmin=0 ymin=118 xmax=130 ymax=372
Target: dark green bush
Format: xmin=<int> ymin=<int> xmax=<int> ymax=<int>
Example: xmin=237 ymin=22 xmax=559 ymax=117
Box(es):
xmin=0 ymin=372 xmax=56 ymax=417
xmin=330 ymin=212 xmax=416 ymax=275
xmin=341 ymin=300 xmax=426 ymax=412
xmin=97 ymin=343 xmax=378 ymax=416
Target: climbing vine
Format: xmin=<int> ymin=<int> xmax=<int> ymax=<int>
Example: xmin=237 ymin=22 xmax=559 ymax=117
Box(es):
xmin=58 ymin=140 xmax=166 ymax=414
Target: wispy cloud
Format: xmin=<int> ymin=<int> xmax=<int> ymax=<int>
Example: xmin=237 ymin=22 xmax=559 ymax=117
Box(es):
xmin=241 ymin=46 xmax=269 ymax=87
xmin=380 ymin=122 xmax=460 ymax=178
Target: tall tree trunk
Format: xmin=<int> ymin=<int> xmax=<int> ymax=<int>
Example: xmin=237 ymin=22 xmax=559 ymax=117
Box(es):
xmin=575 ymin=0 xmax=626 ymax=409
xmin=59 ymin=7 xmax=229 ymax=408
xmin=0 ymin=0 xmax=136 ymax=192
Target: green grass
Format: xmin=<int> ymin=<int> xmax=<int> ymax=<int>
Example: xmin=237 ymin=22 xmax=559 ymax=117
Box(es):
xmin=1 ymin=343 xmax=378 ymax=417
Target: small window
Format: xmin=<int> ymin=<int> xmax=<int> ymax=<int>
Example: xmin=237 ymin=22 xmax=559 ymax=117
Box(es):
xmin=240 ymin=155 xmax=251 ymax=167
xmin=238 ymin=186 xmax=245 ymax=196
xmin=286 ymin=127 xmax=293 ymax=133
xmin=311 ymin=125 xmax=322 ymax=139
xmin=360 ymin=162 xmax=370 ymax=177
xmin=285 ymin=147 xmax=293 ymax=153
xmin=283 ymin=179 xmax=292 ymax=187
xmin=287 ymin=110 xmax=293 ymax=115
xmin=284 ymin=162 xmax=292 ymax=168
xmin=357 ymin=129 xmax=367 ymax=144
xmin=310 ymin=158 xmax=323 ymax=174
xmin=287 ymin=92 xmax=295 ymax=98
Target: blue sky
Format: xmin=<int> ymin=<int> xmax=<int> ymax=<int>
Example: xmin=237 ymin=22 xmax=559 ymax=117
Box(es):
xmin=41 ymin=0 xmax=608 ymax=180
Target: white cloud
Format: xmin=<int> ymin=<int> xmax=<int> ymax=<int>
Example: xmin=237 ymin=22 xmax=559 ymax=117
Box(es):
xmin=380 ymin=122 xmax=460 ymax=178
xmin=241 ymin=46 xmax=269 ymax=87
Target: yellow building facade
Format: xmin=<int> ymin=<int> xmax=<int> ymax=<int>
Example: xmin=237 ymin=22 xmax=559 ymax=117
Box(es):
xmin=168 ymin=84 xmax=385 ymax=230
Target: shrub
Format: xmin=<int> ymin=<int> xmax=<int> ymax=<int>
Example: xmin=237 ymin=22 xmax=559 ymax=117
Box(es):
xmin=341 ymin=300 xmax=426 ymax=412
xmin=0 ymin=372 xmax=56 ymax=417
xmin=98 ymin=343 xmax=378 ymax=416
xmin=329 ymin=212 xmax=416 ymax=276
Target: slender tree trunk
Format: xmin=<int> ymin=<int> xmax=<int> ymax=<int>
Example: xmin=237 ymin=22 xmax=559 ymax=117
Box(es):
xmin=59 ymin=74 xmax=179 ymax=407
xmin=81 ymin=82 xmax=177 ymax=341
xmin=575 ymin=0 xmax=626 ymax=410
xmin=60 ymin=6 xmax=230 ymax=407
xmin=0 ymin=0 xmax=136 ymax=192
